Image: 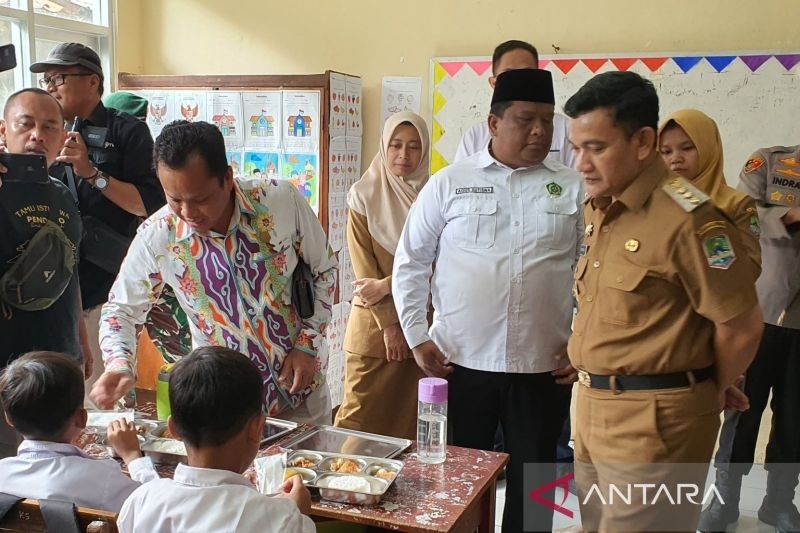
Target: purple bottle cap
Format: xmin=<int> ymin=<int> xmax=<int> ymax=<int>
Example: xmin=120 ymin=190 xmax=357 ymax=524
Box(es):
xmin=418 ymin=377 xmax=448 ymax=404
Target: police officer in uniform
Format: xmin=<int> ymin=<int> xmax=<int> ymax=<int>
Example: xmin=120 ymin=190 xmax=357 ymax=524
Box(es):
xmin=565 ymin=71 xmax=764 ymax=532
xmin=700 ymin=145 xmax=800 ymax=533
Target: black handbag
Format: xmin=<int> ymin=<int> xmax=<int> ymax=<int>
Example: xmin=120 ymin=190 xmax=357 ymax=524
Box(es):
xmin=291 ymin=259 xmax=315 ymax=319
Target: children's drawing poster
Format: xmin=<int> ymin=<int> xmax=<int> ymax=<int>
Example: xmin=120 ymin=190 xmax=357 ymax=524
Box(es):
xmin=327 ymin=192 xmax=346 ymax=252
xmin=328 ymin=136 xmax=347 ymax=196
xmin=282 ymin=91 xmax=320 ymax=153
xmin=243 ymin=151 xmax=280 ymax=180
xmin=281 ymin=153 xmax=319 ymax=213
xmin=380 ymin=76 xmax=422 ymax=128
xmin=175 ymin=91 xmax=206 ymax=124
xmin=242 ymin=91 xmax=282 ymax=151
xmin=207 ymin=91 xmax=244 ymax=150
xmin=226 ymin=150 xmax=243 ymax=179
xmin=329 ymin=73 xmax=347 ymax=138
xmin=142 ymin=91 xmax=174 ymax=137
xmin=338 ymin=245 xmax=355 ymax=304
xmin=345 ymin=76 xmax=362 ymax=137
xmin=345 ymin=136 xmax=363 ymax=188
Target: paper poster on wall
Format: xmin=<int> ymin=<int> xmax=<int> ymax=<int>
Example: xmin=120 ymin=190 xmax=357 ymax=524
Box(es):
xmin=345 ymin=136 xmax=363 ymax=187
xmin=345 ymin=76 xmax=362 ymax=137
xmin=226 ymin=150 xmax=244 ymax=179
xmin=338 ymin=245 xmax=355 ymax=303
xmin=175 ymin=91 xmax=206 ymax=123
xmin=281 ymin=153 xmax=319 ymax=213
xmin=329 ymin=73 xmax=347 ymax=138
xmin=142 ymin=91 xmax=174 ymax=137
xmin=242 ymin=91 xmax=282 ymax=151
xmin=282 ymin=91 xmax=320 ymax=153
xmin=243 ymin=151 xmax=280 ymax=180
xmin=325 ymin=301 xmax=350 ymax=408
xmin=380 ymin=76 xmax=422 ymax=128
xmin=207 ymin=92 xmax=244 ymax=149
xmin=327 ymin=192 xmax=346 ymax=252
xmin=328 ymin=137 xmax=347 ymax=196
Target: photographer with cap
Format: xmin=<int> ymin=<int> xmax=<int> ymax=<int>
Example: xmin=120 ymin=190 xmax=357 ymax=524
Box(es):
xmin=30 ymin=43 xmax=165 ymax=387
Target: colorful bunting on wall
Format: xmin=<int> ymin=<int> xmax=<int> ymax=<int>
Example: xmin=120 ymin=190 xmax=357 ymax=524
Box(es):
xmin=436 ymin=54 xmax=800 ymax=79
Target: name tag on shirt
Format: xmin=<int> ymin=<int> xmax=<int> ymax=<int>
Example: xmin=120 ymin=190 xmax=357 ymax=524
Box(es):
xmin=455 ymin=187 xmax=494 ymax=195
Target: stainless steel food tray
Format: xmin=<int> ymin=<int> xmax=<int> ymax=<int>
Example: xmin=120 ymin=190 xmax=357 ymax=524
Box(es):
xmin=286 ymin=449 xmax=404 ymax=505
xmin=280 ymin=425 xmax=411 ymax=459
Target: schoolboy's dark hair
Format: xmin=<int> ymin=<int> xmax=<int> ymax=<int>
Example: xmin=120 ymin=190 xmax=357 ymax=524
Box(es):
xmin=168 ymin=346 xmax=263 ymax=447
xmin=0 ymin=351 xmax=84 ymax=440
xmin=564 ymin=71 xmax=660 ymax=138
xmin=492 ymin=40 xmax=539 ymax=75
xmin=153 ymin=120 xmax=229 ymax=186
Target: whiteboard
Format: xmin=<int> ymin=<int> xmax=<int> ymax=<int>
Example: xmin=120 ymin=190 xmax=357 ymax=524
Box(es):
xmin=430 ymin=52 xmax=800 ymax=183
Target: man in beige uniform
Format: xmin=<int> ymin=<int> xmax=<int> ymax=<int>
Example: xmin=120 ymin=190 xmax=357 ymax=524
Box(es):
xmin=565 ymin=71 xmax=764 ymax=532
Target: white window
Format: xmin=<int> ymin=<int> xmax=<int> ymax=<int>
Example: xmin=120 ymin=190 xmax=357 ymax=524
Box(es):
xmin=0 ymin=0 xmax=113 ymax=104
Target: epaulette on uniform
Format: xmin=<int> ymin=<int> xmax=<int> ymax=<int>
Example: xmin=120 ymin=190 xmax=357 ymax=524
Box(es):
xmin=768 ymin=145 xmax=796 ymax=153
xmin=662 ymin=176 xmax=709 ymax=212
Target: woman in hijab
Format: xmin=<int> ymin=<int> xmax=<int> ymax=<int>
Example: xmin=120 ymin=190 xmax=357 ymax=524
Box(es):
xmin=659 ymin=108 xmax=761 ymax=273
xmin=334 ymin=112 xmax=430 ymax=439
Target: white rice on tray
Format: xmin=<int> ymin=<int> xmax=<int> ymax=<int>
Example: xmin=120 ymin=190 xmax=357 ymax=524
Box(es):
xmin=324 ymin=475 xmax=372 ymax=493
xmin=143 ymin=439 xmax=187 ymax=455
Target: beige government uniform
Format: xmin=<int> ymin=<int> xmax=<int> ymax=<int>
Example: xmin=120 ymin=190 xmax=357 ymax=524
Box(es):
xmin=333 ymin=210 xmax=425 ymax=440
xmin=568 ymin=157 xmax=759 ymax=532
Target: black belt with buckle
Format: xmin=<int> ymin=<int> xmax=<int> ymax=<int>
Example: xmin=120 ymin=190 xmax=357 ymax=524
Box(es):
xmin=577 ymin=366 xmax=715 ymax=391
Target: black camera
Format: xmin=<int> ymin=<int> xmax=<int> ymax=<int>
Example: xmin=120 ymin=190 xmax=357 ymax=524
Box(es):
xmin=0 ymin=44 xmax=16 ymax=73
xmin=71 ymin=116 xmax=108 ymax=149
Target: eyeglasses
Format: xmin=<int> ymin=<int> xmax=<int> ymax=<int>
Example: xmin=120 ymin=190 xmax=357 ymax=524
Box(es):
xmin=38 ymin=73 xmax=94 ymax=88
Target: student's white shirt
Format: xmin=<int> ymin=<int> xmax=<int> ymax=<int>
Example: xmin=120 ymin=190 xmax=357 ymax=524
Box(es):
xmin=0 ymin=440 xmax=158 ymax=512
xmin=393 ymin=149 xmax=583 ymax=374
xmin=117 ymin=463 xmax=316 ymax=533
xmin=452 ymin=114 xmax=575 ymax=167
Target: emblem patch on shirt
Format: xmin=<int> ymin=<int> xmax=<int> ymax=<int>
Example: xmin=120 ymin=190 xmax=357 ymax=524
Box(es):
xmin=702 ymin=234 xmax=736 ymax=269
xmin=749 ymin=214 xmax=761 ymax=237
xmin=455 ymin=187 xmax=494 ymax=194
xmin=545 ymin=182 xmax=563 ymax=197
xmin=779 ymin=157 xmax=800 ymax=167
xmin=624 ymin=239 xmax=639 ymax=252
xmin=744 ymin=157 xmax=765 ymax=173
xmin=787 ymin=193 xmax=797 ymax=205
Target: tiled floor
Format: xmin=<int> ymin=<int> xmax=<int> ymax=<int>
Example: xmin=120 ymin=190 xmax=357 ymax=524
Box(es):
xmin=494 ymin=464 xmax=800 ymax=532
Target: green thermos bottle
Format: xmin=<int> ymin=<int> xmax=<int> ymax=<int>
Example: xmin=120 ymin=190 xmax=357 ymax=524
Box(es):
xmin=156 ymin=363 xmax=173 ymax=421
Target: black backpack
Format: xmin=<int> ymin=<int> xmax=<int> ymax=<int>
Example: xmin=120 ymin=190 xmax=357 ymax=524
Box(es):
xmin=0 ymin=191 xmax=76 ymax=311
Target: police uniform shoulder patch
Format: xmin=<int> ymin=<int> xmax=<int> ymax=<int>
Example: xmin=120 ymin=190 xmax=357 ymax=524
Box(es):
xmin=743 ymin=156 xmax=765 ymax=174
xmin=662 ymin=177 xmax=709 ymax=212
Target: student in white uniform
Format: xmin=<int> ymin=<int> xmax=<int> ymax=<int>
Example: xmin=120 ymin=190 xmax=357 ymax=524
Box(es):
xmin=393 ymin=68 xmax=581 ymax=533
xmin=117 ymin=346 xmax=315 ymax=533
xmin=453 ymin=39 xmax=574 ymax=168
xmin=0 ymin=351 xmax=157 ymax=512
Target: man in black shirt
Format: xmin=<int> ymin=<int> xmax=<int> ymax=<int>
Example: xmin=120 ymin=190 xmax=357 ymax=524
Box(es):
xmin=31 ymin=43 xmax=165 ymax=384
xmin=0 ymin=88 xmax=87 ymax=456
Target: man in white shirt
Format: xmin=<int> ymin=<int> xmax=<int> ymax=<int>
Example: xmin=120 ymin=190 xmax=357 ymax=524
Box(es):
xmin=0 ymin=352 xmax=158 ymax=512
xmin=452 ymin=40 xmax=574 ymax=168
xmin=393 ymin=68 xmax=581 ymax=533
xmin=117 ymin=346 xmax=314 ymax=533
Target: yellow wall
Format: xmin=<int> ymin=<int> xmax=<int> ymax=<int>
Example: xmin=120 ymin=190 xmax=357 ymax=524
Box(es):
xmin=116 ymin=0 xmax=800 ymax=168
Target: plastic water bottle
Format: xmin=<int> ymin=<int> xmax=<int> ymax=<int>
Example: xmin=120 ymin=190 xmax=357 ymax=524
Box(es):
xmin=417 ymin=377 xmax=448 ymax=464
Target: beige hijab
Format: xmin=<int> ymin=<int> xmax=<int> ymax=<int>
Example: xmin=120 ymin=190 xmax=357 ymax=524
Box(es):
xmin=348 ymin=111 xmax=430 ymax=255
xmin=659 ymin=109 xmax=745 ymax=218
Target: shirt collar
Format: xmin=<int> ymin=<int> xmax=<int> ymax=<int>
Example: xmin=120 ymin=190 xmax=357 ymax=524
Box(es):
xmin=173 ymin=463 xmax=253 ymax=489
xmin=478 ymin=144 xmax=560 ymax=173
xmin=17 ymin=440 xmax=88 ymax=459
xmin=86 ymin=102 xmax=108 ymax=127
xmin=593 ymin=155 xmax=668 ymax=213
xmin=174 ymin=180 xmax=256 ymax=242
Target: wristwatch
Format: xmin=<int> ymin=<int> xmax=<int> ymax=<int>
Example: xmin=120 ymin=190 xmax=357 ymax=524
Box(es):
xmin=92 ymin=170 xmax=110 ymax=192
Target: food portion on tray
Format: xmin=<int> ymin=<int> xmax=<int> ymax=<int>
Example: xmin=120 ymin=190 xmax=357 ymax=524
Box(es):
xmin=284 ymin=450 xmax=403 ymax=505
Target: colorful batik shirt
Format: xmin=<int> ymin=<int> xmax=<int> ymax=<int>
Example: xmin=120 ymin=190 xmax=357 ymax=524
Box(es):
xmin=100 ymin=179 xmax=337 ymax=415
